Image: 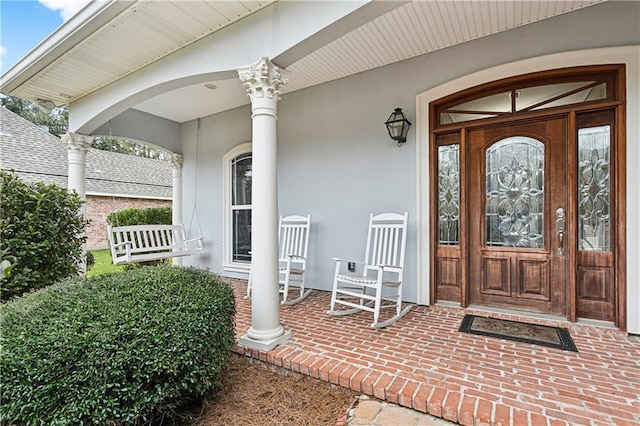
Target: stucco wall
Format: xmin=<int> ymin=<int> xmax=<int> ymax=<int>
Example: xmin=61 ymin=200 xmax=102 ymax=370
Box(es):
xmin=180 ymin=1 xmax=639 ymax=299
xmin=179 ymin=108 xmax=252 ymax=271
xmin=174 ymin=1 xmax=639 ymax=333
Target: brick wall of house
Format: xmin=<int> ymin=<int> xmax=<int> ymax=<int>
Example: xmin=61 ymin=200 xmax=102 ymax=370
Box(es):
xmin=86 ymin=195 xmax=172 ymax=250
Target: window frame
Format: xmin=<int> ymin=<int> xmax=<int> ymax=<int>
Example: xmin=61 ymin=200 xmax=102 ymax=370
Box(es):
xmin=222 ymin=142 xmax=252 ymax=273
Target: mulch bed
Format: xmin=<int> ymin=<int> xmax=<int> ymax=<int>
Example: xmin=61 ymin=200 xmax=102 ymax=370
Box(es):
xmin=194 ymin=353 xmax=358 ymax=425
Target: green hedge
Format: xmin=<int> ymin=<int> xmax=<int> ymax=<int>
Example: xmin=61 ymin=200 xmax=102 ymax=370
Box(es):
xmin=0 ymin=265 xmax=236 ymax=425
xmin=0 ymin=170 xmax=87 ymax=300
xmin=107 ymin=206 xmax=172 ymax=227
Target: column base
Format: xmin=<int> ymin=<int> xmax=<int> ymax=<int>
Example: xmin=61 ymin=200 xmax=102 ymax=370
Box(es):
xmin=238 ymin=330 xmax=292 ymax=352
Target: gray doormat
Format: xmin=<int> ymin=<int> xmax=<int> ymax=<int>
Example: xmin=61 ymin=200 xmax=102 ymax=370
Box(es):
xmin=459 ymin=314 xmax=578 ymax=352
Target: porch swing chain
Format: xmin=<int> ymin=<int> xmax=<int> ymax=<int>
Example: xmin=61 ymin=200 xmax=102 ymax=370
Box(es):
xmin=186 ymin=118 xmax=203 ymax=239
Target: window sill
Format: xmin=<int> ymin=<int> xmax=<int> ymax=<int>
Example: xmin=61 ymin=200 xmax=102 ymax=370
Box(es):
xmin=222 ymin=262 xmax=251 ymax=274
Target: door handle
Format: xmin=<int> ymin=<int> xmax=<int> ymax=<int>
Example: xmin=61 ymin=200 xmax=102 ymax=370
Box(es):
xmin=556 ymin=208 xmax=565 ymax=257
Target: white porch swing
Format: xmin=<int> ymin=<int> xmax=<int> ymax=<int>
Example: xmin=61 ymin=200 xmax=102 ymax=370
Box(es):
xmin=107 ymin=121 xmax=204 ymax=265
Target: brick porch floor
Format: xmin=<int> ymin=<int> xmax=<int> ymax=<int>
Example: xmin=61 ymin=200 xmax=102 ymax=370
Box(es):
xmin=229 ymin=280 xmax=640 ymax=425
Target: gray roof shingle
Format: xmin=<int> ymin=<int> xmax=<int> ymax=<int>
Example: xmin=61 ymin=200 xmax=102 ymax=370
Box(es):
xmin=0 ymin=107 xmax=172 ymax=198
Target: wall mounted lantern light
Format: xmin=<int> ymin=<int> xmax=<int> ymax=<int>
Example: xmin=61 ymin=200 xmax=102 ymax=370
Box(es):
xmin=384 ymin=107 xmax=412 ymax=146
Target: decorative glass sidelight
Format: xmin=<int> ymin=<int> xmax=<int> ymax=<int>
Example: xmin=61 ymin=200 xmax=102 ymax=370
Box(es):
xmin=486 ymin=137 xmax=544 ymax=248
xmin=578 ymin=126 xmax=611 ymax=251
xmin=438 ymin=144 xmax=460 ymax=245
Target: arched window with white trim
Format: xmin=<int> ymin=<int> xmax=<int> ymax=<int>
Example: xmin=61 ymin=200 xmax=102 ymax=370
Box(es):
xmin=223 ymin=143 xmax=252 ymax=272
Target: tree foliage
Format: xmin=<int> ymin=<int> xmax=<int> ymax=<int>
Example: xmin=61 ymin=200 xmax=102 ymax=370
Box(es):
xmin=0 ymin=93 xmax=68 ymax=137
xmin=0 ymin=170 xmax=88 ymax=300
xmin=92 ymin=137 xmax=168 ymax=160
xmin=1 ymin=93 xmax=167 ymax=159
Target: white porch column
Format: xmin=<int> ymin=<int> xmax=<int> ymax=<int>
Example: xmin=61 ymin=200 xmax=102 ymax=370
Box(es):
xmin=170 ymin=154 xmax=183 ymax=266
xmin=237 ymin=56 xmax=291 ymax=351
xmin=62 ymin=132 xmax=92 ymax=275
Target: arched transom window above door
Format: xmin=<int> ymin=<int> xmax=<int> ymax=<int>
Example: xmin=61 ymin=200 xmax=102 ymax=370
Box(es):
xmin=435 ymin=65 xmax=621 ymax=127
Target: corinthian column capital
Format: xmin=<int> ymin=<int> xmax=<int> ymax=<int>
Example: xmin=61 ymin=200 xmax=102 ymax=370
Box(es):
xmin=237 ymin=56 xmax=289 ymax=102
xmin=61 ymin=132 xmax=92 ymax=153
xmin=170 ymin=153 xmax=183 ymax=170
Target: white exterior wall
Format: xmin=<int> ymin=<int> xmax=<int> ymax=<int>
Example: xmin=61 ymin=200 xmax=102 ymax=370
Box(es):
xmin=174 ymin=1 xmax=639 ymax=330
xmin=277 ymin=78 xmax=419 ymax=300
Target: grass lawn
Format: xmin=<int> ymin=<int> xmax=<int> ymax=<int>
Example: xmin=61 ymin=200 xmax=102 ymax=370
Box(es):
xmin=87 ymin=249 xmax=124 ymax=277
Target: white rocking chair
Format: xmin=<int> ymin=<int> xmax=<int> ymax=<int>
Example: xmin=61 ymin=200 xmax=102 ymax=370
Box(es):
xmin=327 ymin=212 xmax=411 ymax=328
xmin=246 ymin=215 xmax=312 ymax=305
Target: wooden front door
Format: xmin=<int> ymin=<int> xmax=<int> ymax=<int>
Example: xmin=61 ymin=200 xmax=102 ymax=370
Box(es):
xmin=467 ymin=117 xmax=568 ymax=315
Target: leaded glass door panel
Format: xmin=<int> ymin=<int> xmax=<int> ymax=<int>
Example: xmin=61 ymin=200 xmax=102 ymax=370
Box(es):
xmin=467 ymin=118 xmax=568 ymax=315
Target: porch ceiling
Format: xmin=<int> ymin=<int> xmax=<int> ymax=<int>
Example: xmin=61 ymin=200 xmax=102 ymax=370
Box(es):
xmin=1 ymin=0 xmax=605 ymax=125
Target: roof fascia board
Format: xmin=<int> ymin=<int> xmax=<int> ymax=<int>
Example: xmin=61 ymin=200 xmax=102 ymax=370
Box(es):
xmin=0 ymin=1 xmax=135 ymax=94
xmin=68 ymin=0 xmax=375 ymax=135
xmin=87 ymin=192 xmax=172 ymax=200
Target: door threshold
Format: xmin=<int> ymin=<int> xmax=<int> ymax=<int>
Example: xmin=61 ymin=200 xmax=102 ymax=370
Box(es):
xmin=433 ymin=303 xmax=622 ymax=331
xmin=465 ymin=304 xmax=570 ymax=324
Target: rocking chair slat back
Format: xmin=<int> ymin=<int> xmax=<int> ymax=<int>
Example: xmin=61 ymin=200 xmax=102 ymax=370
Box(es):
xmin=246 ymin=214 xmax=312 ymax=305
xmin=365 ymin=214 xmax=407 ymax=274
xmin=280 ymin=215 xmax=310 ymax=261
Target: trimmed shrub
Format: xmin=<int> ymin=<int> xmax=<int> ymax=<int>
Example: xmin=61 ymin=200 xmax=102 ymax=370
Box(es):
xmin=107 ymin=206 xmax=172 ymax=227
xmin=0 ymin=265 xmax=236 ymax=425
xmin=0 ymin=170 xmax=87 ymax=300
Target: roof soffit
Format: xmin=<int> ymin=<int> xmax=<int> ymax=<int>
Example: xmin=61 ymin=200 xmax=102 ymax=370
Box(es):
xmin=67 ymin=0 xmax=377 ymax=134
xmin=134 ymin=0 xmax=607 ymax=123
xmin=2 ymin=0 xmax=609 ymax=130
xmin=1 ymin=0 xmax=278 ymax=105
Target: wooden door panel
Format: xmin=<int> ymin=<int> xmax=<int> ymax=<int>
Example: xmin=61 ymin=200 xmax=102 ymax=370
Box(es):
xmin=516 ymin=258 xmax=550 ymax=301
xmin=576 ymin=251 xmax=614 ymax=320
xmin=468 ymin=118 xmax=567 ymax=315
xmin=436 ymin=248 xmax=462 ymax=301
xmin=481 ymin=256 xmax=511 ymax=295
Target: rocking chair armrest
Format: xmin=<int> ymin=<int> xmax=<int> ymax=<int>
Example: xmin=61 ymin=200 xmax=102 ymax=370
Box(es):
xmin=287 ymin=254 xmax=306 ymax=260
xmin=376 ymin=264 xmax=402 ymax=272
xmin=332 ymin=258 xmax=366 ymax=264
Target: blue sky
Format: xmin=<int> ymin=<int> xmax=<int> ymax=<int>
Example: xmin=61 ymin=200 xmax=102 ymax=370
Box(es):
xmin=0 ymin=0 xmax=90 ymax=75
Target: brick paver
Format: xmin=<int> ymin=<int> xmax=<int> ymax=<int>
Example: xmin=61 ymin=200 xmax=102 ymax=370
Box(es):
xmin=229 ymin=280 xmax=640 ymax=425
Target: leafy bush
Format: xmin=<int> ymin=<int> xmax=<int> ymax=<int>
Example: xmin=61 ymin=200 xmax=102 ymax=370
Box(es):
xmin=85 ymin=250 xmax=95 ymax=271
xmin=0 ymin=265 xmax=236 ymax=425
xmin=0 ymin=170 xmax=87 ymax=300
xmin=0 ymin=248 xmax=16 ymax=281
xmin=107 ymin=206 xmax=172 ymax=227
